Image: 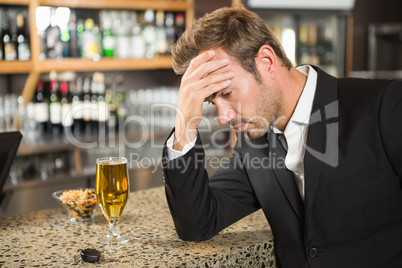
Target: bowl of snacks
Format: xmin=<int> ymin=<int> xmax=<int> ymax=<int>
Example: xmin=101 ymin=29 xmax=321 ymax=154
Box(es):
xmin=52 ymin=188 xmax=97 ymax=222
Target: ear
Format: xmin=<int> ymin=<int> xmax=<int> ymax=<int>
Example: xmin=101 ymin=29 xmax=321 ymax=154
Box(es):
xmin=256 ymin=45 xmax=278 ymax=78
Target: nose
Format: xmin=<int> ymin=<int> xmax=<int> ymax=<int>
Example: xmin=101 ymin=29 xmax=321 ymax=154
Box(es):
xmin=216 ymin=103 xmax=236 ymax=125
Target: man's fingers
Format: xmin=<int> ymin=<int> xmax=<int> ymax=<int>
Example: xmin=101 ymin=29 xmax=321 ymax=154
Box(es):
xmin=206 ymin=79 xmax=232 ymax=96
xmin=193 ymin=70 xmax=235 ymax=96
xmin=185 ymin=52 xmax=230 ymax=81
xmin=185 ymin=50 xmax=216 ymax=75
xmin=199 ymin=58 xmax=230 ymax=80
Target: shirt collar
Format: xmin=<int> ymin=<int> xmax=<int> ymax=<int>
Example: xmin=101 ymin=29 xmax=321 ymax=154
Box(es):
xmin=272 ymin=65 xmax=318 ymax=134
xmin=291 ymin=65 xmax=317 ymax=124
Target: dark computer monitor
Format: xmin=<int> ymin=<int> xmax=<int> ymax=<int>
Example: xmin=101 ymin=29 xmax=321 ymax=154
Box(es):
xmin=0 ymin=131 xmax=22 ymax=204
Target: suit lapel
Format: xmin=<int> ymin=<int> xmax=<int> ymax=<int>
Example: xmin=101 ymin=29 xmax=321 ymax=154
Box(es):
xmin=304 ymin=66 xmax=339 ymax=213
xmin=241 ymin=131 xmax=304 ymax=223
xmin=267 ymin=129 xmax=305 ymax=222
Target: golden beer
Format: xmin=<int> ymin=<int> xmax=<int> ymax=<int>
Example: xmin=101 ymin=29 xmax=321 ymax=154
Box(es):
xmin=96 ymin=158 xmax=129 ymax=221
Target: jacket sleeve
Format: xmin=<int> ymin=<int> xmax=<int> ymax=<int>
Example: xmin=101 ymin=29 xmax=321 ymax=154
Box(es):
xmin=379 ymin=80 xmax=402 ymax=179
xmin=162 ymin=129 xmax=260 ymax=241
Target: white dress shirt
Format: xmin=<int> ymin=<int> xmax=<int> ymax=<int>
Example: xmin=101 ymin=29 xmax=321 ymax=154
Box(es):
xmin=272 ymin=65 xmax=317 ymax=200
xmin=167 ymin=65 xmax=318 ymax=200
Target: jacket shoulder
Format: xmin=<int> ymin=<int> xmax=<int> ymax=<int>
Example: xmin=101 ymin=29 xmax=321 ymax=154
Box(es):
xmin=338 ymin=77 xmax=398 ymax=93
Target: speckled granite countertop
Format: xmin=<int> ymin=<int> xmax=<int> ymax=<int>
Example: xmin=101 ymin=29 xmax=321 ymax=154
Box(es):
xmin=0 ymin=186 xmax=276 ymax=267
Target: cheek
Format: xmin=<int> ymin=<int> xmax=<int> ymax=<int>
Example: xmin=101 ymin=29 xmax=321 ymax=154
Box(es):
xmin=236 ymin=94 xmax=258 ymax=116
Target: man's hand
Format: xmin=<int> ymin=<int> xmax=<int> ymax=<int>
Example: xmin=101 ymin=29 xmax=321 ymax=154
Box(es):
xmin=174 ymin=50 xmax=235 ymax=151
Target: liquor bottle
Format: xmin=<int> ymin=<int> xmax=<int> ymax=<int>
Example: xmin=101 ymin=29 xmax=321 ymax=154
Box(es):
xmin=2 ymin=10 xmax=17 ymax=61
xmin=105 ymin=77 xmax=117 ymax=134
xmin=142 ymin=9 xmax=157 ymax=59
xmin=82 ymin=76 xmax=93 ymax=136
xmin=71 ymin=76 xmax=84 ymax=136
xmin=33 ymin=79 xmax=49 ymax=136
xmin=0 ymin=96 xmax=5 ymax=131
xmin=90 ymin=73 xmax=99 ymax=135
xmin=36 ymin=6 xmax=50 ymax=60
xmin=58 ymin=7 xmax=71 ymax=58
xmin=165 ymin=12 xmax=175 ymax=55
xmin=96 ymin=73 xmax=108 ymax=137
xmin=115 ymin=75 xmax=127 ymax=132
xmin=299 ymin=23 xmax=308 ymax=46
xmin=174 ymin=13 xmax=185 ymax=43
xmin=45 ymin=8 xmax=62 ymax=59
xmin=69 ymin=9 xmax=79 ymax=58
xmin=131 ymin=11 xmax=145 ymax=59
xmin=60 ymin=81 xmax=73 ymax=135
xmin=16 ymin=13 xmax=31 ymax=61
xmin=156 ymin=10 xmax=168 ymax=56
xmin=101 ymin=11 xmax=115 ymax=58
xmin=308 ymin=23 xmax=318 ymax=47
xmin=49 ymin=71 xmax=62 ymax=138
xmin=115 ymin=11 xmax=130 ymax=59
xmin=0 ymin=23 xmax=2 ymax=60
xmin=82 ymin=18 xmax=100 ymax=60
xmin=76 ymin=19 xmax=85 ymax=58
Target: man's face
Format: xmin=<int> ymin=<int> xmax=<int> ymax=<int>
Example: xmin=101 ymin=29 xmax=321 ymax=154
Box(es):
xmin=206 ymin=49 xmax=284 ymax=139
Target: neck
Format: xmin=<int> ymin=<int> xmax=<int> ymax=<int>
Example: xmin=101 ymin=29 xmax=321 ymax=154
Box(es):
xmin=275 ymin=67 xmax=308 ymax=131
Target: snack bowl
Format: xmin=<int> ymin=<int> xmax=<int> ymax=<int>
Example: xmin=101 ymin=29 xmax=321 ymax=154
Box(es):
xmin=52 ymin=188 xmax=97 ymax=222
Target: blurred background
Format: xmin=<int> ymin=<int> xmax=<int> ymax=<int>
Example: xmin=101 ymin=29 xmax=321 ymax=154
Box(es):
xmin=0 ymin=0 xmax=400 ymax=217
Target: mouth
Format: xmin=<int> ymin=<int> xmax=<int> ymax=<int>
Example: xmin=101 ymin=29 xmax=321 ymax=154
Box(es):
xmin=232 ymin=122 xmax=249 ymax=133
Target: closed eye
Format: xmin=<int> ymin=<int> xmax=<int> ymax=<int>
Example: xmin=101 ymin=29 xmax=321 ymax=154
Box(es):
xmin=221 ymin=90 xmax=231 ymax=97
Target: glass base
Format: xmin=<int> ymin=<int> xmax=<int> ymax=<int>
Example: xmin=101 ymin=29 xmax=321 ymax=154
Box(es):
xmin=98 ymin=234 xmax=129 ymax=245
xmin=69 ymin=214 xmax=95 ymax=222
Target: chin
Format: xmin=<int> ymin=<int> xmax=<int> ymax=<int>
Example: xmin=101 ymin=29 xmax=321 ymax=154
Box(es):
xmin=245 ymin=128 xmax=268 ymax=140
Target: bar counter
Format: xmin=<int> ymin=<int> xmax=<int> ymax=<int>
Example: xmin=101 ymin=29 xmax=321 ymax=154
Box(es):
xmin=0 ymin=186 xmax=276 ymax=267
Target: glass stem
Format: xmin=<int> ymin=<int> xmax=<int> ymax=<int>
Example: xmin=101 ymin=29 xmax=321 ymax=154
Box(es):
xmin=108 ymin=218 xmax=119 ymax=237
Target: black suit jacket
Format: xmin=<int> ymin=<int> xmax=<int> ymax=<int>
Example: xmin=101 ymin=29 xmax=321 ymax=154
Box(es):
xmin=162 ymin=67 xmax=402 ymax=267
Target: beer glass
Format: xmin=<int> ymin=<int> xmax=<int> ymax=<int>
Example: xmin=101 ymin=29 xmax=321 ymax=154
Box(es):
xmin=96 ymin=157 xmax=129 ymax=244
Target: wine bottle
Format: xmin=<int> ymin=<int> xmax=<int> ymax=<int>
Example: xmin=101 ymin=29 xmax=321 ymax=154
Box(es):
xmin=174 ymin=13 xmax=185 ymax=43
xmin=16 ymin=13 xmax=31 ymax=61
xmin=2 ymin=10 xmax=17 ymax=61
xmin=72 ymin=76 xmax=84 ymax=136
xmin=33 ymin=79 xmax=50 ymax=136
xmin=49 ymin=71 xmax=62 ymax=138
xmin=60 ymin=81 xmax=73 ymax=136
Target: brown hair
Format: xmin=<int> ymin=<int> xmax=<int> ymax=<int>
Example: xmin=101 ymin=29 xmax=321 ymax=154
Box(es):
xmin=172 ymin=6 xmax=293 ymax=82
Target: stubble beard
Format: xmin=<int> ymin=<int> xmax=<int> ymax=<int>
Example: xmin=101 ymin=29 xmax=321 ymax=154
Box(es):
xmin=244 ymin=83 xmax=283 ymax=140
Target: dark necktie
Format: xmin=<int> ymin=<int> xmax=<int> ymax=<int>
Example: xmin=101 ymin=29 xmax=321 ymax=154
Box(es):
xmin=267 ymin=129 xmax=304 ymax=220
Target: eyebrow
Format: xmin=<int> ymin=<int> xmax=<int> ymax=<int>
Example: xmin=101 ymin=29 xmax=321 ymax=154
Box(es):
xmin=204 ymin=92 xmax=218 ymax=103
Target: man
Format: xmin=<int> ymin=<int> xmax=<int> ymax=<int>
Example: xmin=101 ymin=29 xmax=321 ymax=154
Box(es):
xmin=161 ymin=6 xmax=402 ymax=268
